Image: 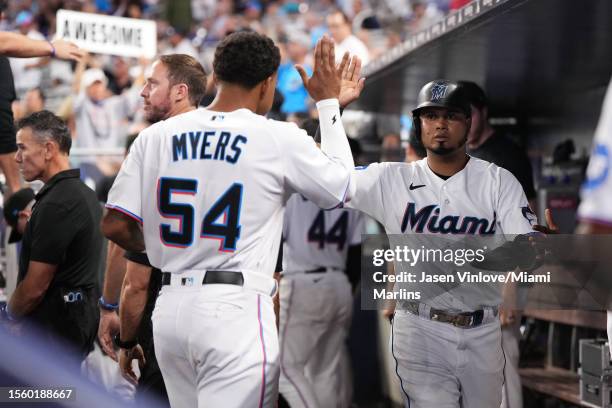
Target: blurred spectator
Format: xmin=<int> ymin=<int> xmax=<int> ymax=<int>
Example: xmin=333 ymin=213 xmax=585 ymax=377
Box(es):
xmin=1 ymin=2 xmax=83 ymax=199
xmin=405 ymin=126 xmax=426 ymax=162
xmin=407 ymin=0 xmax=444 ymax=35
xmin=277 ymin=31 xmax=312 ymax=116
xmin=163 ymin=0 xmax=192 ymax=32
xmin=12 ymin=87 xmax=45 ymax=121
xmin=162 ymin=26 xmax=198 ymax=58
xmin=327 ymin=9 xmax=370 ymax=65
xmin=70 ymin=56 xmax=144 ymax=157
xmin=380 ymin=132 xmax=403 ymax=161
xmin=9 ymin=11 xmax=47 ymax=97
xmin=105 ymin=57 xmax=133 ymax=95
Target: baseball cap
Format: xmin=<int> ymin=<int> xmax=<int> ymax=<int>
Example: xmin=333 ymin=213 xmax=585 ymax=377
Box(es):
xmin=15 ymin=10 xmax=33 ymax=27
xmin=81 ymin=68 xmax=108 ymax=90
xmin=3 ymin=188 xmax=35 ymax=243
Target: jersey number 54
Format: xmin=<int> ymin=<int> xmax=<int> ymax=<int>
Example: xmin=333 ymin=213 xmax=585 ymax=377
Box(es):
xmin=157 ymin=177 xmax=242 ymax=252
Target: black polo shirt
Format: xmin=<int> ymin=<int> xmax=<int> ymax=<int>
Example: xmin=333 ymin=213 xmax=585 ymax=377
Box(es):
xmin=18 ymin=169 xmax=103 ymax=289
xmin=468 ymin=132 xmax=537 ymax=200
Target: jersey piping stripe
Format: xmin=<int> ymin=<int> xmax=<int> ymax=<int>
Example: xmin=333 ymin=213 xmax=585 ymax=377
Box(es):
xmin=279 ymin=280 xmax=311 ymax=407
xmin=105 ymin=204 xmax=143 ymax=224
xmin=257 ymin=295 xmax=267 ymax=408
xmin=390 ymin=317 xmax=411 ymax=407
xmin=500 ymin=325 xmax=508 ymax=407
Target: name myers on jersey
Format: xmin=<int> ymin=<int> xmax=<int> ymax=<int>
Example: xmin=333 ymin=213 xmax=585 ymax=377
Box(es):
xmin=401 ymin=202 xmax=496 ymax=234
xmin=171 ymin=130 xmax=247 ymax=164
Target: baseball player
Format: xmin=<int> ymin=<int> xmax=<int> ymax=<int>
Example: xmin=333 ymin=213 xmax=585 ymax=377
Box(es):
xmin=344 ymin=80 xmax=537 ymax=407
xmin=576 ymin=78 xmax=612 ymax=354
xmin=102 ymin=33 xmax=358 ymax=408
xmin=97 ymin=54 xmax=208 ymax=405
xmin=279 ymin=147 xmax=365 ymax=408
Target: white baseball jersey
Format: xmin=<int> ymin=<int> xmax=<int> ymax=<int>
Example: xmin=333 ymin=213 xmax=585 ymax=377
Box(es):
xmin=348 ymin=157 xmax=534 ymax=235
xmin=578 ymin=79 xmax=612 ymax=225
xmin=282 ymin=194 xmax=364 ymax=273
xmin=106 ymin=106 xmax=352 ymax=277
xmin=347 ymin=156 xmax=536 ymax=310
xmin=577 ymin=79 xmax=612 ymax=357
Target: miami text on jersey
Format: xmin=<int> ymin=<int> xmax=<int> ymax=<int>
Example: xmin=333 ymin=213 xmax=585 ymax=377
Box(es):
xmin=171 ymin=131 xmax=247 ymax=164
xmin=401 ymin=202 xmax=496 ymax=234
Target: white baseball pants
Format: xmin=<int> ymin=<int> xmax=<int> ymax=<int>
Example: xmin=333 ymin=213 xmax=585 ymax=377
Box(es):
xmin=153 ymin=284 xmax=279 ymax=408
xmin=279 ymin=272 xmax=353 ymax=408
xmin=391 ymin=309 xmax=504 ymax=408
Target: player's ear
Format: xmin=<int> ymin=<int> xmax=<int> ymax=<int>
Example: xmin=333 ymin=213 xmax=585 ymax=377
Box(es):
xmin=465 ymin=115 xmax=472 ymax=133
xmin=259 ymin=76 xmax=273 ymax=100
xmin=173 ymin=83 xmax=188 ymax=103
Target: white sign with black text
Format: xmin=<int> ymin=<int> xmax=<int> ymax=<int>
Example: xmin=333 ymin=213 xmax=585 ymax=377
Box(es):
xmin=56 ymin=9 xmax=156 ymax=58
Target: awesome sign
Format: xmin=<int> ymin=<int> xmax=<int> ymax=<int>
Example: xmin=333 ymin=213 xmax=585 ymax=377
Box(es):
xmin=56 ymin=10 xmax=156 ymax=58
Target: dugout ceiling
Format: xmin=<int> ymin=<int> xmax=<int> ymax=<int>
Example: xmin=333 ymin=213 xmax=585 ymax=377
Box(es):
xmin=354 ymin=0 xmax=612 ymax=123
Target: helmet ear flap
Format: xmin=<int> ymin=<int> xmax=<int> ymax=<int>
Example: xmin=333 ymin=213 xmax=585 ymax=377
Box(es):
xmin=412 ymin=113 xmax=424 ymax=148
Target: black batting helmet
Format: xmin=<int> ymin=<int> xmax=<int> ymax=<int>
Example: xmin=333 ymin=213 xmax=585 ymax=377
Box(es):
xmin=411 ymin=79 xmax=471 ymax=143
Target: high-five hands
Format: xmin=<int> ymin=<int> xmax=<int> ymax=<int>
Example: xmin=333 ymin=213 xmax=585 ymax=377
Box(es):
xmin=338 ymin=56 xmax=365 ymax=108
xmin=296 ymin=35 xmax=349 ymax=102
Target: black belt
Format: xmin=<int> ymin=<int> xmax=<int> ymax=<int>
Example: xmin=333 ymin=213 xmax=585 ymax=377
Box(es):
xmin=403 ymin=302 xmax=492 ymax=328
xmin=305 ymin=267 xmax=342 ymax=274
xmin=161 ymin=270 xmax=244 ymax=287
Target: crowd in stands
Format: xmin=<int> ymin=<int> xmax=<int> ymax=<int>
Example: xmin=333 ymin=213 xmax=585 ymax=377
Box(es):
xmin=2 ymin=0 xmax=473 ymax=186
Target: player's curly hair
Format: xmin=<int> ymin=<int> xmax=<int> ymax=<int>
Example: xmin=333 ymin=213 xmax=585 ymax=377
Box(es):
xmin=213 ymin=31 xmax=280 ymax=89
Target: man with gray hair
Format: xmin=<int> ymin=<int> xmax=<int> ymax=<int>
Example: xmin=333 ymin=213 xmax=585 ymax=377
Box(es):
xmin=2 ymin=110 xmax=102 ymax=365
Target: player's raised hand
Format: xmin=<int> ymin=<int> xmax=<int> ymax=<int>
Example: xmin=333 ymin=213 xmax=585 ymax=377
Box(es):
xmin=296 ymin=35 xmax=349 ymax=102
xmin=339 ymin=56 xmax=366 ymax=108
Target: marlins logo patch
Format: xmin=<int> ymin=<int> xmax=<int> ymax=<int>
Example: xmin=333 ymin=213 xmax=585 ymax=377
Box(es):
xmin=430 ymin=84 xmax=449 ymax=101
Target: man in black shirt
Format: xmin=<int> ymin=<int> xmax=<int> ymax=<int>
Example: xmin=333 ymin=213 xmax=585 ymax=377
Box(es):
xmin=4 ymin=110 xmax=102 ymax=361
xmin=461 ymin=81 xmax=536 ymax=204
xmin=459 ymin=81 xmax=534 ymax=408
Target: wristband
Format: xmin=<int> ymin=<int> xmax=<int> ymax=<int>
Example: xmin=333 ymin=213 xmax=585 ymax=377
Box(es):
xmin=47 ymin=40 xmax=55 ymax=58
xmin=113 ymin=333 xmax=138 ymax=349
xmin=98 ymin=296 xmax=119 ymax=311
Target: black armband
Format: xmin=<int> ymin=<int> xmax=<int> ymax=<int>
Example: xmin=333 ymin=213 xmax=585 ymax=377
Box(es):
xmin=124 ymin=251 xmax=152 ymax=267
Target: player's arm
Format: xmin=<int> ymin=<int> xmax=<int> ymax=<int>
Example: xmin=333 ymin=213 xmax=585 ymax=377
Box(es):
xmin=101 ymin=209 xmax=145 ymax=252
xmin=97 ymin=241 xmax=126 ymax=360
xmin=0 ymin=33 xmax=83 ymax=60
xmin=118 ymin=260 xmax=151 ymax=385
xmin=297 ymin=37 xmax=354 ymax=169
